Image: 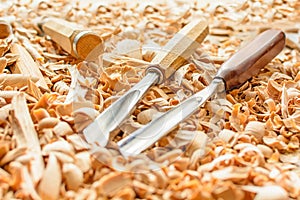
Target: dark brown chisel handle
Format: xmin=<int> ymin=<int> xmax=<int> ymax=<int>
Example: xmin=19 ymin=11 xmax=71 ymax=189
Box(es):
xmin=215 ymin=29 xmax=285 ymax=90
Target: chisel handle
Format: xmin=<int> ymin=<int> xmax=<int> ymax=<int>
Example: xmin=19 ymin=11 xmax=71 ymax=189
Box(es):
xmin=215 ymin=29 xmax=285 ymax=90
xmin=147 ymin=20 xmax=209 ymax=83
xmin=42 ymin=18 xmax=103 ymax=60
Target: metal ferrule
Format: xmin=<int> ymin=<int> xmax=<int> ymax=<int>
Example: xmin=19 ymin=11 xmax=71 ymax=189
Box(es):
xmin=72 ymin=30 xmax=93 ymax=58
xmin=145 ymin=65 xmax=164 ymax=84
xmin=212 ymin=77 xmax=227 ymax=93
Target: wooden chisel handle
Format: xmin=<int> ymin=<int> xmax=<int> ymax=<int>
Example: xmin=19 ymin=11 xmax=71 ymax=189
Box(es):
xmin=147 ymin=20 xmax=209 ymax=83
xmin=41 ymin=18 xmax=103 ymax=60
xmin=215 ymin=29 xmax=285 ymax=90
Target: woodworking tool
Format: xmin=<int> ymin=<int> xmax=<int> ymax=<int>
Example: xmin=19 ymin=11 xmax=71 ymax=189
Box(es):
xmin=118 ymin=29 xmax=285 ymax=156
xmin=41 ymin=18 xmax=103 ymax=60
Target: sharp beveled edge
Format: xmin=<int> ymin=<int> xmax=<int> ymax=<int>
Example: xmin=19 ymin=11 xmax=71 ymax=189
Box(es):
xmin=118 ymin=79 xmax=224 ymax=157
xmin=83 ymin=72 xmax=158 ymax=146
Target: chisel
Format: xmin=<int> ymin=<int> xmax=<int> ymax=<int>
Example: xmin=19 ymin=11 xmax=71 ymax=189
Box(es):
xmin=118 ymin=29 xmax=285 ymax=156
xmin=83 ymin=20 xmax=209 ymax=146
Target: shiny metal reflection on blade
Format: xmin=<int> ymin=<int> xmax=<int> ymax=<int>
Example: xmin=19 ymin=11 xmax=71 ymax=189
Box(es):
xmin=83 ymin=72 xmax=159 ymax=146
xmin=118 ymin=78 xmax=225 ymax=157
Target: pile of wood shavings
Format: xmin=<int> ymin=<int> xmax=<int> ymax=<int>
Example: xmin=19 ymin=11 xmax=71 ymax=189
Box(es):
xmin=0 ymin=0 xmax=299 ymax=199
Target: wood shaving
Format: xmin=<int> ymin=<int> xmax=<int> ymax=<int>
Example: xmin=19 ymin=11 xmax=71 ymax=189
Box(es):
xmin=92 ymin=172 xmax=132 ymax=197
xmin=38 ymin=153 xmax=61 ymax=200
xmin=0 ymin=57 xmax=7 ymax=73
xmin=63 ymin=163 xmax=83 ymax=191
xmin=53 ymin=121 xmax=73 ymax=136
xmin=11 ymin=93 xmax=44 ymax=184
xmin=0 ymin=0 xmax=299 ymax=199
xmin=10 ymin=43 xmax=49 ymax=92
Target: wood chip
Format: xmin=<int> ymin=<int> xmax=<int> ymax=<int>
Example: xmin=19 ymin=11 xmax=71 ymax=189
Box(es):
xmin=8 ymin=161 xmax=40 ymax=199
xmin=74 ymin=151 xmax=91 ymax=173
xmin=114 ymin=39 xmax=142 ymax=59
xmin=37 ymin=117 xmax=59 ymax=130
xmin=93 ymin=172 xmax=132 ymax=197
xmin=38 ymin=153 xmax=61 ymax=200
xmin=286 ymin=33 xmax=300 ymax=51
xmin=63 ymin=163 xmax=83 ymax=191
xmin=27 ymin=79 xmax=43 ymax=100
xmin=244 ymin=121 xmax=266 ymax=142
xmin=0 ymin=74 xmax=39 ymax=89
xmin=53 ymin=121 xmax=73 ymax=136
xmin=0 ymin=147 xmax=26 ymax=166
xmin=10 ymin=43 xmax=49 ymax=92
xmin=11 ymin=93 xmax=44 ymax=184
xmin=242 ymin=185 xmax=288 ymax=200
xmin=212 ymin=166 xmax=250 ymax=181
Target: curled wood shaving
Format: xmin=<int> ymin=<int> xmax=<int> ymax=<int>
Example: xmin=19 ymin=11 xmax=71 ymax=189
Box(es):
xmin=42 ymin=139 xmax=75 ymax=157
xmin=218 ymin=129 xmax=238 ymax=146
xmin=53 ymin=81 xmax=69 ymax=95
xmin=235 ymin=143 xmax=265 ymax=167
xmin=244 ymin=121 xmax=266 ymax=142
xmin=73 ymin=107 xmax=99 ymax=132
xmin=136 ymin=108 xmax=160 ymax=124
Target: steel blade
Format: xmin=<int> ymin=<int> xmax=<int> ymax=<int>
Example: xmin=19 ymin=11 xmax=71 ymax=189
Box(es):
xmin=83 ymin=72 xmax=158 ymax=146
xmin=83 ymin=20 xmax=208 ymax=146
xmin=118 ymin=79 xmax=224 ymax=156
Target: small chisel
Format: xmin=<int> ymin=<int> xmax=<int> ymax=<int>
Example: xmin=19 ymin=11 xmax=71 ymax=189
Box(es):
xmin=40 ymin=18 xmax=103 ymax=60
xmin=118 ymin=29 xmax=286 ymax=156
xmin=83 ymin=20 xmax=209 ymax=146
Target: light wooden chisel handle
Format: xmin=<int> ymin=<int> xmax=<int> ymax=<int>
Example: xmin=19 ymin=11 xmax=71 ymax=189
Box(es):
xmin=147 ymin=20 xmax=209 ymax=83
xmin=42 ymin=18 xmax=103 ymax=60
